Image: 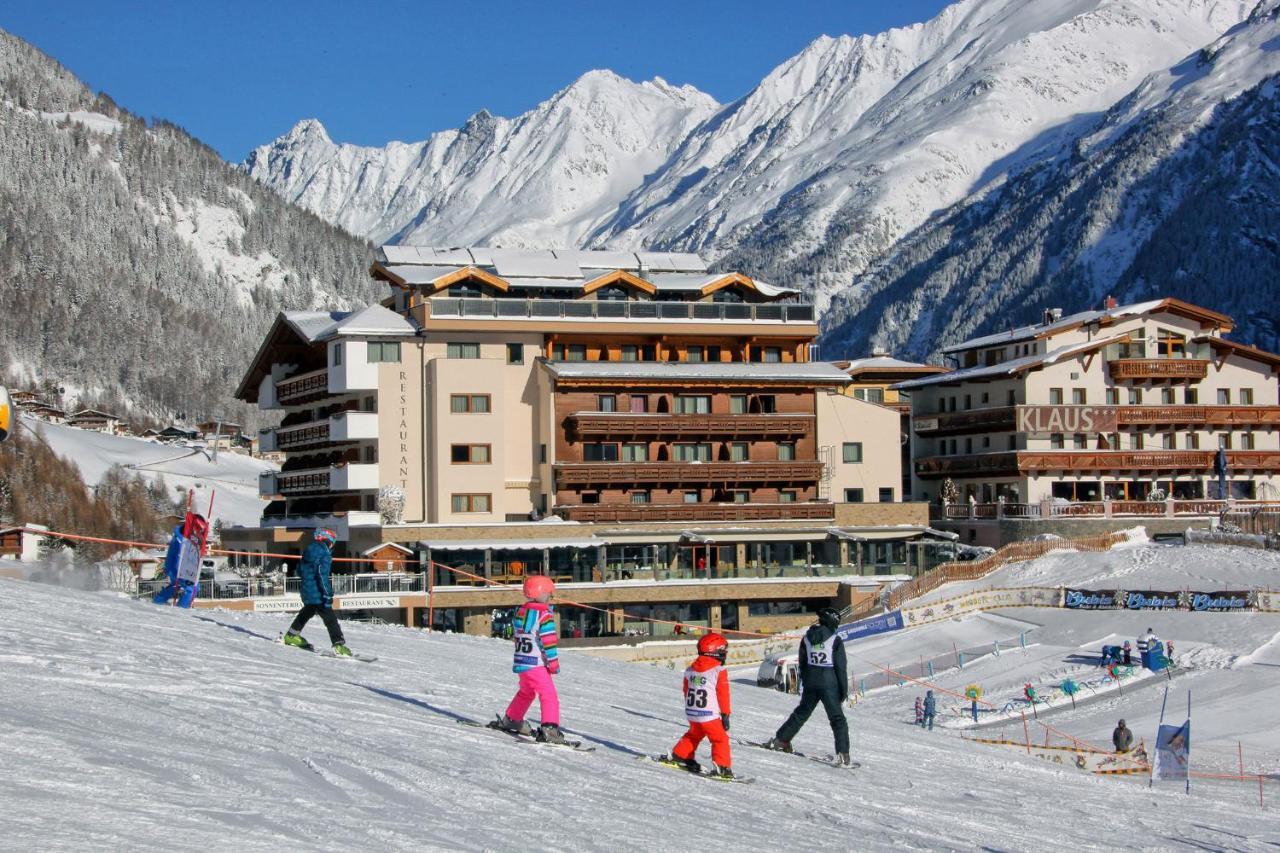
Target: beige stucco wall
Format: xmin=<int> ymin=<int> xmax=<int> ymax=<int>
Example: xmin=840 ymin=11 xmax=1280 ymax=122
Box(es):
xmin=815 ymin=389 xmax=903 ymax=503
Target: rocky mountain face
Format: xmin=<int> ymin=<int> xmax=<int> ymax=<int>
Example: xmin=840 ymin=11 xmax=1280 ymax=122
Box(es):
xmin=0 ymin=31 xmax=377 ymax=426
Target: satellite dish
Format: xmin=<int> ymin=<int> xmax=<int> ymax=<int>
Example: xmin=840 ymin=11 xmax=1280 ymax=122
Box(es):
xmin=0 ymin=386 xmax=11 ymax=443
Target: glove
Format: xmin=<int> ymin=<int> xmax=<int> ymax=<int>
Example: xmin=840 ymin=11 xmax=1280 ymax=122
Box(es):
xmin=547 ymin=660 xmax=560 ymax=676
xmin=721 ymin=714 xmax=730 ymax=731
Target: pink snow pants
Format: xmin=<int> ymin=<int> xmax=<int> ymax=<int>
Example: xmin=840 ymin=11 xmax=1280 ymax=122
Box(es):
xmin=506 ymin=668 xmax=560 ymax=726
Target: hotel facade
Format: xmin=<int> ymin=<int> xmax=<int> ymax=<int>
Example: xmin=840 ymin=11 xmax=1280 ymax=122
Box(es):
xmin=225 ymin=247 xmax=946 ymax=635
xmin=896 ymin=298 xmax=1280 ymax=532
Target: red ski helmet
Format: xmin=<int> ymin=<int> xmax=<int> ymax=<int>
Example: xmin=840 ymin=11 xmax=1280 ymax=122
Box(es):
xmin=697 ymin=632 xmax=729 ymax=660
xmin=314 ymin=528 xmax=337 ymax=545
xmin=523 ymin=574 xmax=555 ymax=601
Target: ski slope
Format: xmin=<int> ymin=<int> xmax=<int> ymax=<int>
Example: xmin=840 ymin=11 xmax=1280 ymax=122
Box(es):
xmin=20 ymin=414 xmax=273 ymax=527
xmin=3 ymin=574 xmax=1279 ymax=851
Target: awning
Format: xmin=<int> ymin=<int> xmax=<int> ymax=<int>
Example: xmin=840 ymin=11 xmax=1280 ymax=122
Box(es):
xmin=420 ymin=538 xmax=602 ymax=552
xmin=827 ymin=526 xmax=930 ymax=542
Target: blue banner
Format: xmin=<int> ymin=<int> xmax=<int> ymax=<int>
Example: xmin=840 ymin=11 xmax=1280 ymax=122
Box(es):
xmin=837 ymin=610 xmax=904 ymax=643
xmin=1152 ymin=720 xmax=1190 ymax=781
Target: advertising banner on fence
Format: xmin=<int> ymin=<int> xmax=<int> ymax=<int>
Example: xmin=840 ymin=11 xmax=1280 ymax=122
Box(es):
xmin=1065 ymin=589 xmax=1257 ymax=611
xmin=837 ymin=610 xmax=904 ymax=644
xmin=1151 ymin=720 xmax=1191 ymax=782
xmin=903 ymin=587 xmax=1060 ymax=626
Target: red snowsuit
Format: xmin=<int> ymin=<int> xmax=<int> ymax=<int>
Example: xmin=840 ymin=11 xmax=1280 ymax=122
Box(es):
xmin=672 ymin=653 xmax=733 ymax=768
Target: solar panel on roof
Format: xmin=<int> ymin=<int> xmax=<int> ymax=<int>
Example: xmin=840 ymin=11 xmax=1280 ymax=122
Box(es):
xmin=490 ymin=250 xmax=584 ymax=279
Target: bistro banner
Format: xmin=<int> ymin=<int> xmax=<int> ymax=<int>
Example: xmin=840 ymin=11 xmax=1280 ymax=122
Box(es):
xmin=1064 ymin=588 xmax=1257 ymax=611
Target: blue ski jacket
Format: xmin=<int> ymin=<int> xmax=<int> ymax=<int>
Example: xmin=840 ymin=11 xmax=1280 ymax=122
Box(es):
xmin=923 ymin=692 xmax=937 ymax=714
xmin=298 ymin=541 xmax=334 ymax=605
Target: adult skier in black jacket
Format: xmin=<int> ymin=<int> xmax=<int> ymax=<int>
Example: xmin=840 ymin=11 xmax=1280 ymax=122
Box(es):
xmin=763 ymin=607 xmax=851 ymax=764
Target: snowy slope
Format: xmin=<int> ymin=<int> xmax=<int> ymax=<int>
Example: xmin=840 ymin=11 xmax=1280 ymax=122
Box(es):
xmin=22 ymin=415 xmax=272 ymax=527
xmin=245 ymin=72 xmax=718 ymax=247
xmin=5 ymin=563 xmax=1280 ymax=849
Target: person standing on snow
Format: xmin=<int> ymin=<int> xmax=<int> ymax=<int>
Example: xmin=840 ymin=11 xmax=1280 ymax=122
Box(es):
xmin=915 ymin=695 xmax=925 ymax=727
xmin=762 ymin=608 xmax=852 ymax=765
xmin=491 ymin=575 xmax=565 ymax=744
xmin=282 ymin=528 xmax=351 ymax=656
xmin=922 ymin=690 xmax=937 ymax=730
xmin=668 ymin=632 xmax=734 ymax=778
xmin=1113 ymin=719 xmax=1134 ymax=753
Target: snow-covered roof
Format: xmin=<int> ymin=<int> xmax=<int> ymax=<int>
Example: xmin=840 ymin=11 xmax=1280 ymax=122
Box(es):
xmin=542 ymin=361 xmax=850 ymax=385
xmin=325 ymin=304 xmax=417 ymax=338
xmin=895 ymin=334 xmax=1129 ymax=390
xmin=421 ymin=537 xmax=603 ymax=551
xmin=835 ymin=356 xmax=950 ymax=376
xmin=282 ymin=311 xmax=351 ymax=344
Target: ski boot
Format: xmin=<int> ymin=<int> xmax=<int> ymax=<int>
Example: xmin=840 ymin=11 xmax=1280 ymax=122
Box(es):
xmin=665 ymin=754 xmax=701 ymax=774
xmin=489 ymin=715 xmax=533 ymax=736
xmin=710 ymin=765 xmax=735 ymax=779
xmin=282 ymin=631 xmax=312 ymax=651
xmin=836 ymin=752 xmax=852 ymax=766
xmin=761 ymin=737 xmax=792 ymax=753
xmin=331 ymin=643 xmax=353 ymax=657
xmin=537 ymin=723 xmax=568 ymax=745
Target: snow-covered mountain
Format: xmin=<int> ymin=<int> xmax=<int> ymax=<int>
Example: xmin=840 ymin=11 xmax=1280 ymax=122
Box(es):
xmin=819 ymin=0 xmax=1280 ymax=360
xmin=245 ymin=71 xmax=718 ymax=246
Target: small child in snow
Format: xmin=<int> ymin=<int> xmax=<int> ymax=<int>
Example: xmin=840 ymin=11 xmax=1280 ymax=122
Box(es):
xmin=668 ymin=633 xmax=733 ymax=778
xmin=914 ymin=695 xmax=924 ymax=727
xmin=1122 ymin=640 xmax=1132 ymax=665
xmin=490 ymin=575 xmax=564 ymax=744
xmin=922 ymin=690 xmax=936 ymax=731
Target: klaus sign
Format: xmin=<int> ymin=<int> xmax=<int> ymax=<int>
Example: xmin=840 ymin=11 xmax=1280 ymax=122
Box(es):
xmin=1017 ymin=406 xmax=1119 ymax=435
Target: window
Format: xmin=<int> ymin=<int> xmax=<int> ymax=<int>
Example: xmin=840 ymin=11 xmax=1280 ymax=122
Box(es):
xmin=1007 ymin=390 xmax=1017 ymax=406
xmin=1161 ymin=433 xmax=1175 ymax=450
xmin=964 ymin=438 xmax=973 ymax=454
xmin=842 ymin=442 xmax=863 ymax=463
xmin=583 ymin=443 xmax=620 ymax=462
xmin=1050 ymin=433 xmax=1064 ymax=449
xmin=1132 ymin=433 xmax=1145 ymax=450
xmin=982 ymin=436 xmax=991 ymax=448
xmin=686 ymin=346 xmax=705 ymax=363
xmin=1129 ymin=388 xmax=1143 ymax=405
xmin=450 ymin=444 xmax=491 ymax=464
xmin=844 ymin=488 xmax=864 ymax=503
xmin=729 ymin=395 xmax=747 ymax=414
xmin=981 ymin=392 xmax=990 ymax=404
xmin=674 ymin=443 xmax=712 ymax=462
xmin=551 ymin=343 xmax=587 ymax=361
xmin=1186 ymin=433 xmax=1200 ymax=449
xmin=1242 ymin=433 xmax=1255 ymax=450
xmin=1049 ymin=388 xmax=1063 ymax=405
xmin=1219 ymin=433 xmax=1233 ymax=449
xmin=878 ymin=487 xmax=895 ymax=503
xmin=363 ymin=446 xmax=377 ymax=463
xmin=1073 ymin=434 xmax=1086 ymax=449
xmin=621 ymin=345 xmax=638 ymax=362
xmin=630 ymin=491 xmax=650 ymax=504
xmin=451 ymin=494 xmax=491 ymax=513
xmin=506 ymin=343 xmax=524 ymax=364
xmin=331 ymin=343 xmax=343 ymax=366
xmin=683 ymin=491 xmax=700 ymax=504
xmin=777 ymin=442 xmax=796 ymax=461
xmin=1106 ymin=389 xmax=1119 ymax=405
xmin=1161 ymin=388 xmax=1174 ymax=405
xmin=854 ymin=387 xmax=885 ymax=404
xmin=964 ymin=394 xmax=972 ymax=410
xmin=449 ymin=394 xmax=490 ymax=413
xmin=756 ymin=395 xmax=777 ymax=414
xmin=674 ymin=395 xmax=711 ymax=414
xmin=596 ymin=284 xmax=629 ymax=301
xmin=597 ymin=395 xmax=617 ymax=412
xmin=731 ymin=490 xmax=750 ymax=503
xmin=763 ymin=347 xmax=782 ymax=363
xmin=1157 ymin=330 xmax=1186 ymax=357
xmin=447 ymin=342 xmax=480 ymax=359
xmin=361 ymin=396 xmax=377 ymax=412
xmin=1072 ymin=389 xmax=1087 ymax=405
xmin=367 ymin=341 xmax=401 ymax=363
xmin=539 ymin=444 xmax=547 ymax=464
xmin=622 ymin=443 xmax=648 ymax=462
xmin=1241 ymin=389 xmax=1254 ymax=405
xmin=1184 ymin=388 xmax=1198 ymax=404
xmin=1218 ymin=389 xmax=1230 ymax=405
xmin=1116 ymin=332 xmax=1146 ymax=359
xmin=778 ymin=490 xmax=797 ymax=503
xmin=713 ymin=288 xmax=744 ymax=303
xmin=729 ymin=442 xmax=748 ymax=462
xmin=706 ymin=346 xmax=722 ymax=362
xmin=448 ymin=281 xmax=483 ymax=298
xmin=629 ymin=395 xmax=648 ymax=413
xmin=1008 ymin=435 xmax=1017 ymax=450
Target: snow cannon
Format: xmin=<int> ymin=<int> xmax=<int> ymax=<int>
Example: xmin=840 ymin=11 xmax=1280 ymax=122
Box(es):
xmin=0 ymin=386 xmax=10 ymax=443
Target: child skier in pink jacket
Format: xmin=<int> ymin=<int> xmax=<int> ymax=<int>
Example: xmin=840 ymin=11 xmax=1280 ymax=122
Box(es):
xmin=491 ymin=575 xmax=565 ymax=744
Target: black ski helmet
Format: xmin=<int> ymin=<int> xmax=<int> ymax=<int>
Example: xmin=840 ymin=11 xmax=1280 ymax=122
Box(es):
xmin=817 ymin=607 xmax=841 ymax=631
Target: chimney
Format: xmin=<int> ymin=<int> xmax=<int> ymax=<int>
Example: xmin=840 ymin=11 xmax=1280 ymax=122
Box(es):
xmin=871 ymin=346 xmax=888 ymax=357
xmin=1043 ymin=309 xmax=1055 ymax=325
xmin=1104 ymin=295 xmax=1118 ymax=310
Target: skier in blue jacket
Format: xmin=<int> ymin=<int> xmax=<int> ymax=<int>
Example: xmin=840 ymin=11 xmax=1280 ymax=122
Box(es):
xmin=922 ymin=690 xmax=937 ymax=731
xmin=283 ymin=528 xmax=351 ymax=656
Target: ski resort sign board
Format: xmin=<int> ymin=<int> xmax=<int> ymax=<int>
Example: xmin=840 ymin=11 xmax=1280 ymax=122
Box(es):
xmin=1064 ymin=589 xmax=1256 ymax=611
xmin=1017 ymin=406 xmax=1119 ymax=435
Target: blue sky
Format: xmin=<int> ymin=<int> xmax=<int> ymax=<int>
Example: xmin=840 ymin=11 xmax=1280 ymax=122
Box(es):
xmin=2 ymin=0 xmax=954 ymax=161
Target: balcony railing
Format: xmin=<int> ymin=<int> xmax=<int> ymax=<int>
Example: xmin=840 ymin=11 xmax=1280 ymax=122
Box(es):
xmin=276 ymin=368 xmax=330 ymax=404
xmin=915 ymin=405 xmax=1280 ymax=436
xmin=1108 ymin=359 xmax=1209 ymax=380
xmin=272 ymin=422 xmax=332 ymax=450
xmin=567 ymin=412 xmax=814 ymax=438
xmin=917 ymin=450 xmax=1280 ymax=477
xmin=556 ymin=501 xmax=834 ymax=523
xmin=938 ymin=499 xmax=1280 ymax=521
xmin=554 ymin=460 xmax=823 ymax=486
xmin=426 ymin=297 xmax=815 ymax=324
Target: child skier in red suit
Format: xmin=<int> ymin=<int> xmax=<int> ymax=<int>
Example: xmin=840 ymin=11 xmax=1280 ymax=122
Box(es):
xmin=668 ymin=632 xmax=734 ymax=778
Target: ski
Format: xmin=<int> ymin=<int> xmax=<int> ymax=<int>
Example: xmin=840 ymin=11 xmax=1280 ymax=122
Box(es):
xmin=739 ymin=740 xmax=859 ymax=769
xmin=275 ymin=634 xmax=377 ymax=662
xmin=457 ymin=718 xmax=595 ymax=752
xmin=637 ymin=755 xmax=755 ymax=784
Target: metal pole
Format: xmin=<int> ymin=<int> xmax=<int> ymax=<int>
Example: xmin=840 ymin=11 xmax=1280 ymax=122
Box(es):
xmin=1151 ymin=685 xmax=1169 ymax=789
xmin=1186 ymin=689 xmax=1192 ymax=795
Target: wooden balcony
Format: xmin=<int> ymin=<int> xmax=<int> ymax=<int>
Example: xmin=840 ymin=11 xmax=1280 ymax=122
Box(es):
xmin=913 ymin=407 xmax=1017 ymax=435
xmin=554 ymin=460 xmax=823 ymax=486
xmin=273 ymin=422 xmax=332 ymax=450
xmin=1115 ymin=406 xmax=1280 ymax=427
xmin=556 ymin=501 xmax=835 ymax=523
xmin=1107 ymin=359 xmax=1208 ymax=380
xmin=916 ymin=450 xmax=1280 ymax=478
xmin=276 ymin=368 xmax=330 ymax=405
xmin=567 ymin=412 xmax=814 ymax=438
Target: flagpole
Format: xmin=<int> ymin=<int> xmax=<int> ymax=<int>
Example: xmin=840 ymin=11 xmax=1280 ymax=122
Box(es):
xmin=1151 ymin=684 xmax=1169 ymax=789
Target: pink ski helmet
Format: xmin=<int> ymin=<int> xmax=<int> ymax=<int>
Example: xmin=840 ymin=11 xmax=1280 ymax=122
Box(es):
xmin=314 ymin=528 xmax=337 ymax=545
xmin=522 ymin=574 xmax=555 ymax=601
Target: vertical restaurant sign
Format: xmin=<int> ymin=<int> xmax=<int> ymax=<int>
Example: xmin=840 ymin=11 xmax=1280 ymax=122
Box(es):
xmin=380 ymin=358 xmax=424 ymax=521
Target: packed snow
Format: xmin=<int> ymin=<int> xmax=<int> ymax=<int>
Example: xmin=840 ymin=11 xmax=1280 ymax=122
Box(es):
xmin=20 ymin=414 xmax=273 ymax=527
xmin=4 ymin=531 xmax=1280 ymax=849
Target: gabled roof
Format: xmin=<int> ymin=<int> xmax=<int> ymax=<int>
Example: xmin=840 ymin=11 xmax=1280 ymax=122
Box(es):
xmin=833 ymin=356 xmax=951 ymax=379
xmin=941 ymin=298 xmax=1233 ymax=355
xmin=68 ymin=409 xmax=119 ymax=419
xmin=541 ymin=361 xmax=850 ymax=385
xmin=325 ymin=304 xmax=417 ymax=338
xmin=895 ymin=335 xmax=1127 ymax=390
xmin=1194 ymin=336 xmax=1280 ymax=371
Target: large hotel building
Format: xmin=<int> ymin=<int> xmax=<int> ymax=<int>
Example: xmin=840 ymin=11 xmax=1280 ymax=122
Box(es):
xmin=226 ymin=247 xmax=945 ymax=635
xmin=896 ymin=297 xmax=1280 ymax=541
